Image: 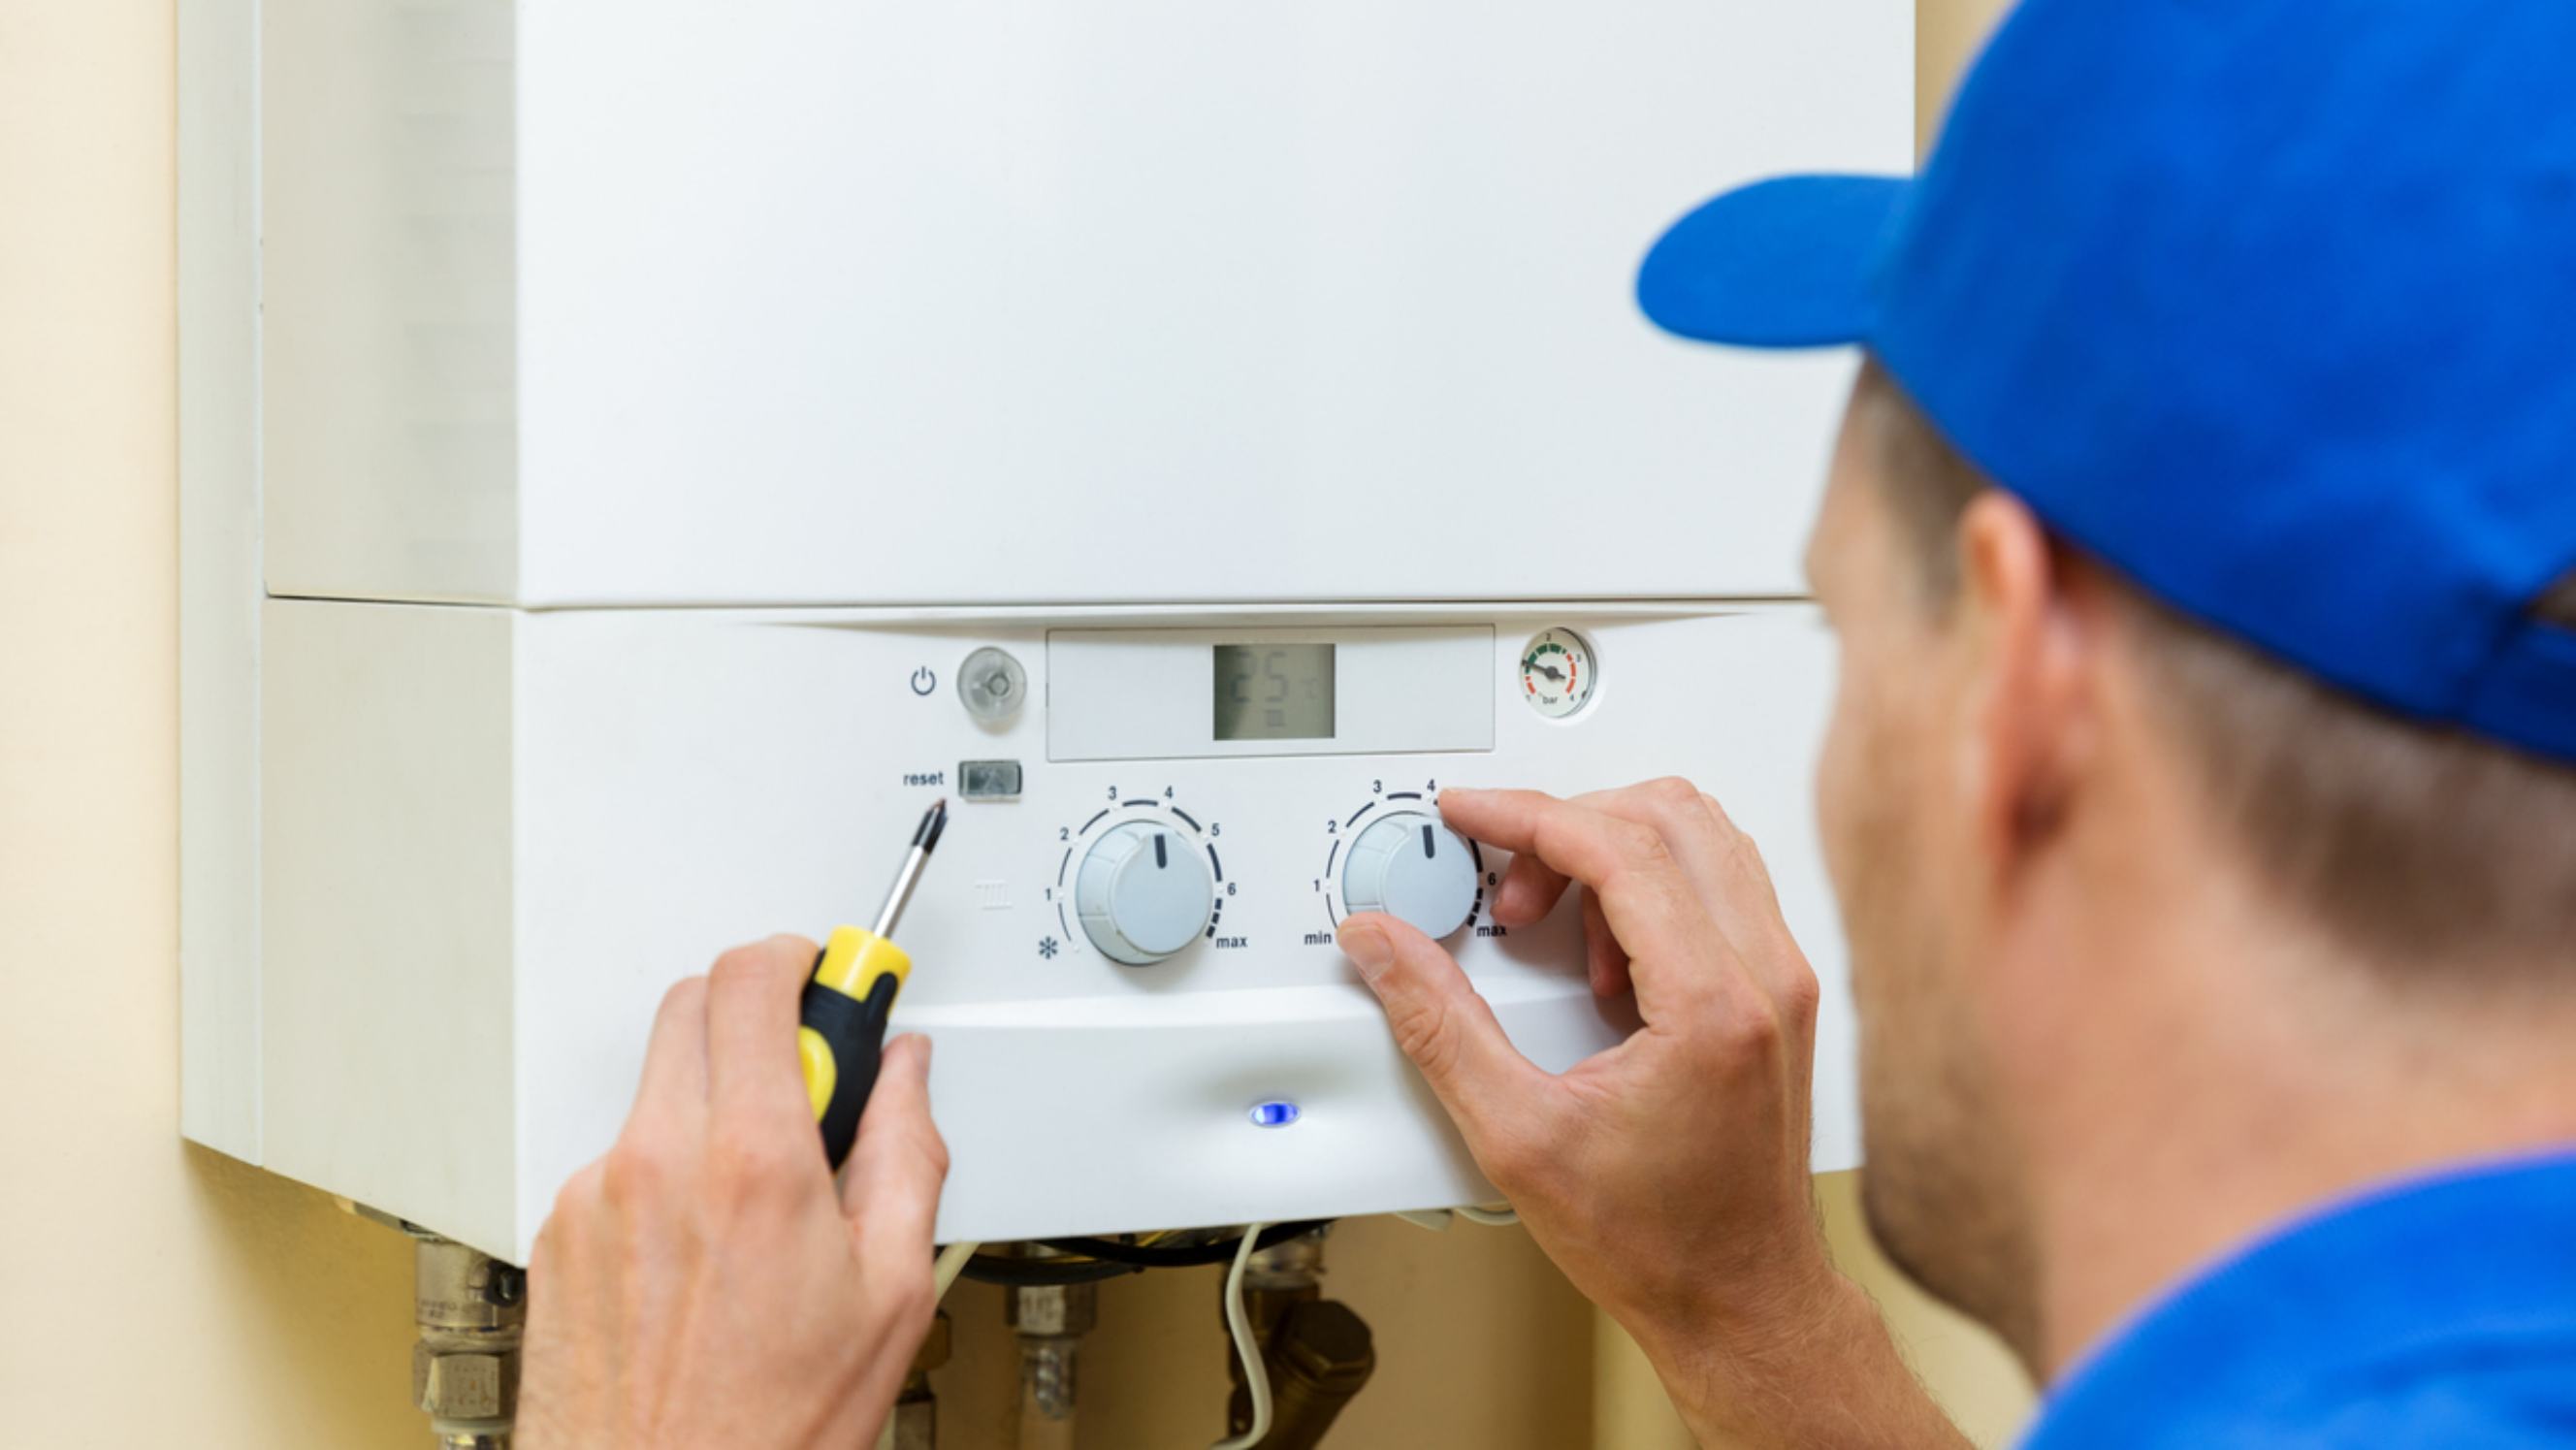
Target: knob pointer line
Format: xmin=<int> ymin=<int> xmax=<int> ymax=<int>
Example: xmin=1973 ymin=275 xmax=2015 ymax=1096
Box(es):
xmin=799 ymin=797 xmax=945 ymax=1170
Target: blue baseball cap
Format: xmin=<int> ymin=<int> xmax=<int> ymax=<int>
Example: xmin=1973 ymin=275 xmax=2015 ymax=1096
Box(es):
xmin=1639 ymin=0 xmax=2576 ymax=766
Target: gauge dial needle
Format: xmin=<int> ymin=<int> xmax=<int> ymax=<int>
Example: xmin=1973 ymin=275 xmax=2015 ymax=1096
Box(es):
xmin=1529 ymin=661 xmax=1567 ymax=684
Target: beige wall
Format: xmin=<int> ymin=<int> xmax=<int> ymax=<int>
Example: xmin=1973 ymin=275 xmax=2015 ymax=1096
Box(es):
xmin=0 ymin=1 xmax=2021 ymax=1443
xmin=1 ymin=4 xmax=424 ymax=1444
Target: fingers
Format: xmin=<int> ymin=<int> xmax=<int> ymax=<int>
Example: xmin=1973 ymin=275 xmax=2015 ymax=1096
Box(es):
xmin=531 ymin=1161 xmax=618 ymax=1358
xmin=1445 ymin=783 xmax=1814 ymax=1018
xmin=1581 ymin=887 xmax=1631 ymax=998
xmin=1340 ymin=913 xmax=1550 ymax=1151
xmin=1575 ymin=781 xmax=1810 ymax=1010
xmin=1440 ymin=788 xmax=1636 ymax=890
xmin=1481 ymin=779 xmax=1723 ymax=927
xmin=1490 ymin=850 xmax=1571 ymax=928
xmin=706 ymin=934 xmax=823 ymax=1126
xmin=1582 ymin=779 xmax=1735 ymax=893
xmin=1487 ymin=780 xmax=1728 ymax=919
xmin=629 ymin=975 xmax=712 ymax=1130
xmin=1435 ymin=789 xmax=1729 ymax=1015
xmin=1690 ymin=790 xmax=1813 ymax=1009
xmin=840 ymin=1034 xmax=950 ymax=1268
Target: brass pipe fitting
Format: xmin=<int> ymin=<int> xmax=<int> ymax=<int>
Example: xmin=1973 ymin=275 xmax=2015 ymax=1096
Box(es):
xmin=1223 ymin=1230 xmax=1376 ymax=1449
xmin=890 ymin=1308 xmax=952 ymax=1450
xmin=409 ymin=1233 xmax=527 ymax=1450
xmin=1007 ymin=1278 xmax=1098 ymax=1450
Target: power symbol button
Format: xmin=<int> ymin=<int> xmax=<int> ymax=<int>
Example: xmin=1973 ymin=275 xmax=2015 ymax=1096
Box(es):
xmin=909 ymin=666 xmax=937 ymax=696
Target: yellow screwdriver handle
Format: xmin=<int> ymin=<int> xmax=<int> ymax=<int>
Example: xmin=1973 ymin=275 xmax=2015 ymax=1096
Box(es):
xmin=798 ymin=924 xmax=912 ymax=1169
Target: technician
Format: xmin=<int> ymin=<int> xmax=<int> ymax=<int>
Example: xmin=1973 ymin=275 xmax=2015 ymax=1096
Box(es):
xmin=515 ymin=1 xmax=2576 ymax=1444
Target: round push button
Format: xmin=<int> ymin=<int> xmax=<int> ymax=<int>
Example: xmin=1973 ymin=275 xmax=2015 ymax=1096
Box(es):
xmin=958 ymin=647 xmax=1026 ymax=724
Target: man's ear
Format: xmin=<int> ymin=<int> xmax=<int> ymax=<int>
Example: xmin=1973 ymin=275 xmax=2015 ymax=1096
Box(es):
xmin=1953 ymin=493 xmax=2099 ymax=874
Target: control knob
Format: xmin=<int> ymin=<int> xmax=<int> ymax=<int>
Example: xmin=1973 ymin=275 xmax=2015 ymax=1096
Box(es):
xmin=1075 ymin=822 xmax=1213 ymax=966
xmin=1341 ymin=812 xmax=1478 ymax=941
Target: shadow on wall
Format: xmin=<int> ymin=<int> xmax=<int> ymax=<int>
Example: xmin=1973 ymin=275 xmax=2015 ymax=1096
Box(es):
xmin=181 ymin=1146 xmax=422 ymax=1444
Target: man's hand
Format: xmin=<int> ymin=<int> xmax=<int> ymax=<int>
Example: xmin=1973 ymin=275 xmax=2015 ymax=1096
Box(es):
xmin=519 ymin=935 xmax=949 ymax=1450
xmin=1341 ymin=783 xmax=1964 ymax=1449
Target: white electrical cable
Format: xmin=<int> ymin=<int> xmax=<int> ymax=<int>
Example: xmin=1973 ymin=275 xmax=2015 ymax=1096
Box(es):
xmin=1209 ymin=1222 xmax=1274 ymax=1450
xmin=1454 ymin=1204 xmax=1519 ymax=1227
xmin=933 ymin=1240 xmax=981 ymax=1304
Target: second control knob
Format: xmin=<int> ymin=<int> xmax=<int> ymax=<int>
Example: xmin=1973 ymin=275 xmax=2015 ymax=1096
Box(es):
xmin=1342 ymin=812 xmax=1478 ymax=941
xmin=1076 ymin=821 xmax=1213 ymax=966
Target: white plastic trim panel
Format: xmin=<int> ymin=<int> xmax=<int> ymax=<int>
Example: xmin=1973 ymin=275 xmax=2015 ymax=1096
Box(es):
xmin=257 ymin=0 xmax=1911 ymax=606
xmin=177 ymin=0 xmax=262 ymax=1158
xmin=259 ymin=601 xmax=519 ymax=1256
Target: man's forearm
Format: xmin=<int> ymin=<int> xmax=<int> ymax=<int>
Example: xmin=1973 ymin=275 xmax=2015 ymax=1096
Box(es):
xmin=1638 ymin=1271 xmax=1975 ymax=1450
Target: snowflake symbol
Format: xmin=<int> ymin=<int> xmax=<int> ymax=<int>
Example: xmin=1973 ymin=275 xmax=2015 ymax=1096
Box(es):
xmin=1038 ymin=936 xmax=1060 ymax=959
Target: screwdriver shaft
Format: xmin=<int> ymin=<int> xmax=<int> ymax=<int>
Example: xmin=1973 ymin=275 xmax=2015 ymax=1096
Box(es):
xmin=869 ymin=798 xmax=947 ymax=939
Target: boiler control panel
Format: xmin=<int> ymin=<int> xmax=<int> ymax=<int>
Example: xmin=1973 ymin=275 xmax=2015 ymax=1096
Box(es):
xmin=261 ymin=600 xmax=1856 ymax=1256
xmin=511 ymin=606 xmax=1854 ymax=1244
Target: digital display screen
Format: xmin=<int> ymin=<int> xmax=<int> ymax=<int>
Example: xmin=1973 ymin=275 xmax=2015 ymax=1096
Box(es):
xmin=1212 ymin=644 xmax=1336 ymax=741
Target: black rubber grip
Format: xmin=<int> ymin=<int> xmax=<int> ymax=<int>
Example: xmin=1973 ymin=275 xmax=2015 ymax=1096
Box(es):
xmin=803 ymin=971 xmax=898 ymax=1171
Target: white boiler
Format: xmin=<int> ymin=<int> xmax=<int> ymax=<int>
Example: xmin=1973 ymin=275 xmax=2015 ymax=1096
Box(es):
xmin=181 ymin=0 xmax=1911 ymax=1262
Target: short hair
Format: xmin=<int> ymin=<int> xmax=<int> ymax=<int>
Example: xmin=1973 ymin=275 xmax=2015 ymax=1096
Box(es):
xmin=1853 ymin=361 xmax=2576 ymax=975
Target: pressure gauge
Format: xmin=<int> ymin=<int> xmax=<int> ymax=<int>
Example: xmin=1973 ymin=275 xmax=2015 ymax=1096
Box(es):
xmin=1519 ymin=628 xmax=1596 ymax=719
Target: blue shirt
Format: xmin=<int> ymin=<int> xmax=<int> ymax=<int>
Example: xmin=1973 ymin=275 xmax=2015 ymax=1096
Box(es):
xmin=2023 ymin=1152 xmax=2576 ymax=1447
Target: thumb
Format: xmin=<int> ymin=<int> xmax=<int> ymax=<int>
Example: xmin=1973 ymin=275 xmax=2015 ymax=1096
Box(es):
xmin=1341 ymin=913 xmax=1548 ymax=1151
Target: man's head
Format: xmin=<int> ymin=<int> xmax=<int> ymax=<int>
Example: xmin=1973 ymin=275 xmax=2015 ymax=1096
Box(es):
xmin=1632 ymin=0 xmax=2576 ymax=1364
xmin=1810 ymin=358 xmax=2576 ymax=1359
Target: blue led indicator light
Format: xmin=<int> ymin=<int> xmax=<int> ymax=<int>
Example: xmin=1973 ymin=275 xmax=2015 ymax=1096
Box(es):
xmin=1248 ymin=1100 xmax=1301 ymax=1129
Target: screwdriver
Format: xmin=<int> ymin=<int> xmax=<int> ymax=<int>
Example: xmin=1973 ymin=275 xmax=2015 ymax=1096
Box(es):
xmin=799 ymin=797 xmax=946 ymax=1170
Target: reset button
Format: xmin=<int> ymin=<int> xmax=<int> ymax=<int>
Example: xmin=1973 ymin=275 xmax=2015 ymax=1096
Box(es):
xmin=960 ymin=759 xmax=1023 ymax=800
